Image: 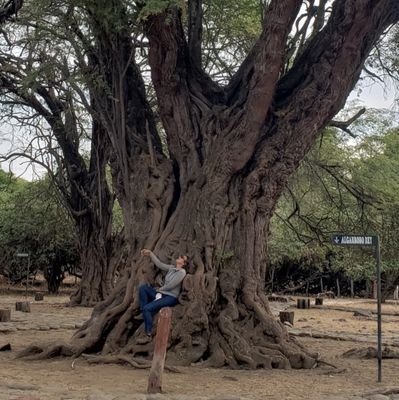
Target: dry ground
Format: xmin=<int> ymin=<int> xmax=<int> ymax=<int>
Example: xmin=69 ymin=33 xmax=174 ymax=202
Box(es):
xmin=1 ymin=286 xmax=399 ymax=400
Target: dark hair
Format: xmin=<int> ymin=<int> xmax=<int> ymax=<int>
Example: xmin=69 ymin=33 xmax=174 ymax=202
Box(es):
xmin=179 ymin=255 xmax=188 ymax=266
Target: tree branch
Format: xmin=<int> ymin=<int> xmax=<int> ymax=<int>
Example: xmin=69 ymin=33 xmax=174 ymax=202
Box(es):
xmin=188 ymin=0 xmax=203 ymax=67
xmin=329 ymin=107 xmax=366 ymax=138
xmin=223 ymin=0 xmax=302 ymax=172
xmin=0 ymin=0 xmax=23 ymax=24
xmin=145 ymin=6 xmax=218 ymax=171
xmin=227 ymin=0 xmax=301 ymax=105
xmin=242 ymin=0 xmax=399 ymax=216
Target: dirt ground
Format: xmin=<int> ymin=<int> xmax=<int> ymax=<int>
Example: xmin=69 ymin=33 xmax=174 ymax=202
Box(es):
xmin=1 ymin=286 xmax=399 ymax=400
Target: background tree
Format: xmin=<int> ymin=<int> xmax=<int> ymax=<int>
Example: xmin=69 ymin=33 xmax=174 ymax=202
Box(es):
xmin=17 ymin=0 xmax=399 ymax=370
xmin=0 ymin=170 xmax=79 ymax=293
xmin=0 ymin=0 xmax=123 ymax=305
xmin=268 ymin=109 xmax=399 ymax=299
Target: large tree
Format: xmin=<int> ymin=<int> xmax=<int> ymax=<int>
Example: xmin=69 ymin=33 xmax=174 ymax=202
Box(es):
xmin=0 ymin=0 xmax=124 ymax=305
xmin=20 ymin=0 xmax=399 ymax=369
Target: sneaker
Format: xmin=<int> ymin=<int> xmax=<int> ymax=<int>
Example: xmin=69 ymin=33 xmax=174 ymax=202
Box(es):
xmin=136 ymin=333 xmax=152 ymax=344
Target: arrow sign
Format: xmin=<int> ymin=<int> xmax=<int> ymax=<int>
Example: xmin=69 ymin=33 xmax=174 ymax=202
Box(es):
xmin=331 ymin=234 xmax=377 ymax=246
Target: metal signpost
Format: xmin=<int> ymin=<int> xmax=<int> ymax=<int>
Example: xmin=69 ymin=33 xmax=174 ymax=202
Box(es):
xmin=331 ymin=234 xmax=381 ymax=382
xmin=16 ymin=253 xmax=30 ymax=298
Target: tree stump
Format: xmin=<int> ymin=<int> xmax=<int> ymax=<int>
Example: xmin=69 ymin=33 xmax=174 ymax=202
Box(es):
xmin=297 ymin=299 xmax=310 ymax=309
xmin=0 ymin=309 xmax=11 ymax=322
xmin=279 ymin=311 xmax=294 ymax=325
xmin=16 ymin=301 xmax=31 ymax=313
xmin=34 ymin=293 xmax=44 ymax=301
xmin=147 ymin=307 xmax=172 ymax=394
xmin=315 ymin=298 xmax=323 ymax=306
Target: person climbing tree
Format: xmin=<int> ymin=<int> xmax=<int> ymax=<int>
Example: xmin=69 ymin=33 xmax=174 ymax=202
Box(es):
xmin=137 ymin=249 xmax=188 ymax=343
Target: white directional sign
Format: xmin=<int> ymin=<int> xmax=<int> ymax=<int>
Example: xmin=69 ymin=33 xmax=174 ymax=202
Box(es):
xmin=331 ymin=232 xmax=382 ymax=383
xmin=331 ymin=234 xmax=377 ymax=246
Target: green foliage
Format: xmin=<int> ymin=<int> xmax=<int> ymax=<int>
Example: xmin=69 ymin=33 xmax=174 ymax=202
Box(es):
xmin=112 ymin=199 xmax=124 ymax=234
xmin=0 ymin=170 xmax=78 ymax=280
xmin=138 ymin=0 xmax=184 ymax=20
xmin=215 ymin=249 xmax=235 ymax=270
xmin=269 ymin=111 xmax=399 ymax=288
xmin=202 ymin=0 xmax=262 ymax=80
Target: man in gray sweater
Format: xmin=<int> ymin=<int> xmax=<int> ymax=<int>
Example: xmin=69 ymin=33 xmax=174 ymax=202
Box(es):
xmin=138 ymin=249 xmax=187 ymax=342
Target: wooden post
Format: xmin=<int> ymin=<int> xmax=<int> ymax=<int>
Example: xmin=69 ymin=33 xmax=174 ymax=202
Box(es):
xmin=147 ymin=307 xmax=172 ymax=394
xmin=350 ymin=279 xmax=354 ymax=298
xmin=16 ymin=301 xmax=31 ymax=312
xmin=393 ymin=285 xmax=399 ymax=301
xmin=297 ymin=299 xmax=310 ymax=309
xmin=270 ymin=267 xmax=275 ymax=293
xmin=336 ymin=278 xmax=341 ymax=297
xmin=315 ymin=298 xmax=323 ymax=306
xmin=34 ymin=293 xmax=44 ymax=301
xmin=372 ymin=280 xmax=377 ymax=300
xmin=279 ymin=311 xmax=294 ymax=325
xmin=0 ymin=309 xmax=11 ymax=322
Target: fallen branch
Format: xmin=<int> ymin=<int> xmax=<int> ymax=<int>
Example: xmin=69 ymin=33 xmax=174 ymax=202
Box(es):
xmin=289 ymin=329 xmax=399 ymax=348
xmin=316 ymin=359 xmax=340 ymax=369
xmin=343 ymin=346 xmax=399 ymax=359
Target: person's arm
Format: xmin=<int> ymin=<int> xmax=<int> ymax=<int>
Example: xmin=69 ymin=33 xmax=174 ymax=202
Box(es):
xmin=159 ymin=270 xmax=186 ymax=292
xmin=149 ymin=252 xmax=173 ymax=271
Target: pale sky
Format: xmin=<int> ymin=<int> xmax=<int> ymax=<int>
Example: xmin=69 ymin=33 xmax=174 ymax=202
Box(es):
xmin=0 ymin=80 xmax=397 ymax=182
xmin=349 ymin=79 xmax=398 ymax=110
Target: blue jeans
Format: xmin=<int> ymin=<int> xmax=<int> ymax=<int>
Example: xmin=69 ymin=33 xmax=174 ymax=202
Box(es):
xmin=139 ymin=284 xmax=179 ymax=335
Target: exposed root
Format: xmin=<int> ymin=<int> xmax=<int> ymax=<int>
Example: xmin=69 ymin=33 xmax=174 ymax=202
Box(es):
xmin=15 ymin=261 xmax=319 ymax=371
xmin=16 ymin=342 xmax=78 ymax=360
xmin=72 ymin=354 xmax=182 ymax=372
xmin=316 ymin=359 xmax=340 ymax=369
xmin=320 ymin=368 xmax=347 ymax=375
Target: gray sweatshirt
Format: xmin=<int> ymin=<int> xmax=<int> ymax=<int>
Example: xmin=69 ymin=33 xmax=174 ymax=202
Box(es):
xmin=150 ymin=253 xmax=186 ymax=298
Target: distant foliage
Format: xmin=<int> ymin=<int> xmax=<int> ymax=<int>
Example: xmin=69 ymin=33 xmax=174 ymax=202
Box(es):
xmin=0 ymin=170 xmax=78 ymax=285
xmin=269 ymin=116 xmax=399 ymax=297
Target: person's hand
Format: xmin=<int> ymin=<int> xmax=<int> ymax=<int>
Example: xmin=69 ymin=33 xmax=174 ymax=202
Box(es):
xmin=141 ymin=249 xmax=151 ymax=257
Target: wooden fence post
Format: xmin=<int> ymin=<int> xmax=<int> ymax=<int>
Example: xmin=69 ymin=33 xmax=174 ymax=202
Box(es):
xmin=0 ymin=309 xmax=11 ymax=322
xmin=16 ymin=301 xmax=31 ymax=312
xmin=147 ymin=307 xmax=172 ymax=394
xmin=279 ymin=311 xmax=294 ymax=325
xmin=297 ymin=298 xmax=310 ymax=309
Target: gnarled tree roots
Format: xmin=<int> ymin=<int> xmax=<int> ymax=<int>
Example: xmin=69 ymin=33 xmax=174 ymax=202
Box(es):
xmin=16 ymin=316 xmax=319 ymax=370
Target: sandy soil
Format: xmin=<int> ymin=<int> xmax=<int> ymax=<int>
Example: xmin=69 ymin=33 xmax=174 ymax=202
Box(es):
xmin=1 ymin=289 xmax=399 ymax=400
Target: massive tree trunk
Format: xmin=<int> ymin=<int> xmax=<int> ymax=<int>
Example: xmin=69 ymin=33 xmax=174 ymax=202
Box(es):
xmin=18 ymin=0 xmax=399 ymax=368
xmin=68 ymin=122 xmax=119 ymax=306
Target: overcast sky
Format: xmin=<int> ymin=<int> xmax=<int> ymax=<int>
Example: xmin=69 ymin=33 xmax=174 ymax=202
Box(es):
xmin=0 ymin=79 xmax=398 ymax=182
